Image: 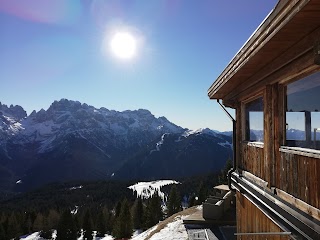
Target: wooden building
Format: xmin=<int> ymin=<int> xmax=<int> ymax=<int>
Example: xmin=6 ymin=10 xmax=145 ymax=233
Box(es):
xmin=208 ymin=0 xmax=320 ymax=239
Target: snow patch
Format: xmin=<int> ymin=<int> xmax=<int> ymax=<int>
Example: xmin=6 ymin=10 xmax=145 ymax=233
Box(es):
xmin=150 ymin=133 xmax=167 ymax=154
xmin=131 ymin=226 xmax=158 ymax=240
xmin=132 ymin=215 xmax=189 ymax=240
xmin=19 ymin=232 xmax=42 ymax=240
xmin=71 ymin=205 xmax=79 ymax=215
xmin=128 ymin=180 xmax=179 ymax=201
xmin=69 ymin=185 xmax=83 ymax=190
xmin=218 ymin=141 xmax=232 ymax=148
xmin=178 ymin=128 xmax=219 ymax=141
xmin=20 ymin=230 xmax=113 ymax=240
xmin=148 ymin=216 xmax=188 ymax=240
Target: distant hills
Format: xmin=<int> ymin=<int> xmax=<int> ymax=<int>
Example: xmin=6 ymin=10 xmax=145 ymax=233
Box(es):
xmin=0 ymin=99 xmax=232 ymax=192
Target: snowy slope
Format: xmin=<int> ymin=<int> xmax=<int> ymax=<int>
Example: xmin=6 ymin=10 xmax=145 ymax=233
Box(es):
xmin=132 ymin=206 xmax=202 ymax=240
xmin=128 ymin=180 xmax=180 ymax=200
xmin=20 ymin=231 xmax=114 ymax=240
xmin=116 ymin=129 xmax=232 ymax=180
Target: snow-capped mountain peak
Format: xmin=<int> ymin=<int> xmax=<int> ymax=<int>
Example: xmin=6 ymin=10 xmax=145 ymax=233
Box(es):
xmin=0 ymin=99 xmax=232 ymax=192
xmin=181 ymin=128 xmax=217 ymax=138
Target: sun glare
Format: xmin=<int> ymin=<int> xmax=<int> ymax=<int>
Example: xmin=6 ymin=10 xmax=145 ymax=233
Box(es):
xmin=110 ymin=32 xmax=137 ymax=60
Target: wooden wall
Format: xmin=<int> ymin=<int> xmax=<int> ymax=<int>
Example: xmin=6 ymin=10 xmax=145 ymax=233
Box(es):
xmin=236 ymin=191 xmax=292 ymax=240
xmin=240 ymin=144 xmax=264 ymax=181
xmin=239 ymin=143 xmax=320 ymax=210
xmin=278 ymin=152 xmax=320 ymax=209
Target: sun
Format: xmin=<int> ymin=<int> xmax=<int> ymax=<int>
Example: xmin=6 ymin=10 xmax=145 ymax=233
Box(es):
xmin=110 ymin=32 xmax=137 ymax=60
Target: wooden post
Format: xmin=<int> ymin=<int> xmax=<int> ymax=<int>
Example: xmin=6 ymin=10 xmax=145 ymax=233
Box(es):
xmin=264 ymin=85 xmax=273 ymax=186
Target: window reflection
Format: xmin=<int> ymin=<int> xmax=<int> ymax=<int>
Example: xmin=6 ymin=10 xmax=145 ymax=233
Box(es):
xmin=311 ymin=112 xmax=320 ymax=141
xmin=286 ymin=112 xmax=305 ymax=140
xmin=286 ymin=72 xmax=320 ymax=149
xmin=245 ymin=97 xmax=264 ymax=142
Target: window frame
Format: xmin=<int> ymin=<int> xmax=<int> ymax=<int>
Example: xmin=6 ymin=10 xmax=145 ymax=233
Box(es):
xmin=282 ymin=71 xmax=320 ymax=150
xmin=241 ymin=91 xmax=265 ymax=143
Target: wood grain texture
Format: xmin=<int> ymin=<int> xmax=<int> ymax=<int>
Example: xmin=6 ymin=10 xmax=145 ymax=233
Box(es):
xmin=277 ymin=152 xmax=320 ymax=209
xmin=236 ymin=191 xmax=291 ymax=240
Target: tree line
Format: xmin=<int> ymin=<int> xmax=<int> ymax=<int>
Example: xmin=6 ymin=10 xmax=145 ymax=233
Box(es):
xmin=0 ymin=159 xmax=232 ymax=239
xmin=0 ymin=186 xmax=185 ymax=239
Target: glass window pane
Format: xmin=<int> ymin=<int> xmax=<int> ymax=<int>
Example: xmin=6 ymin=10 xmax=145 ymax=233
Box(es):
xmin=286 ymin=72 xmax=320 ymax=149
xmin=245 ymin=97 xmax=264 ymax=142
xmin=311 ymin=112 xmax=320 ymax=141
xmin=249 ymin=112 xmax=264 ymax=141
xmin=286 ymin=112 xmax=305 ymax=140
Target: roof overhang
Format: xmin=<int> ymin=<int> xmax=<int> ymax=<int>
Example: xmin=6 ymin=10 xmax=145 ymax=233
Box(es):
xmin=208 ymin=0 xmax=320 ymax=104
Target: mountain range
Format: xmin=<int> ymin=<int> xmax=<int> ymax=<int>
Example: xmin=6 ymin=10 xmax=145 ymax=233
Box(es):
xmin=0 ymin=99 xmax=232 ymax=192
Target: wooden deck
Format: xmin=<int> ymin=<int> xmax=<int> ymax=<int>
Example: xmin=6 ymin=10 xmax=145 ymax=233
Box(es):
xmin=183 ymin=206 xmax=236 ymax=226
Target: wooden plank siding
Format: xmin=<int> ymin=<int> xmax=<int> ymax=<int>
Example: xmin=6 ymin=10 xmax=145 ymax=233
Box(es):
xmin=278 ymin=152 xmax=320 ymax=209
xmin=240 ymin=144 xmax=265 ymax=181
xmin=236 ymin=191 xmax=292 ymax=240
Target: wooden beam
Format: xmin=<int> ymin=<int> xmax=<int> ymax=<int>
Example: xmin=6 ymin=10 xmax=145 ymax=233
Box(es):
xmin=264 ymin=86 xmax=273 ymax=186
xmin=224 ymin=26 xmax=320 ymax=102
xmin=235 ymin=103 xmax=242 ymax=170
xmin=276 ymin=188 xmax=320 ymax=221
xmin=240 ymin=170 xmax=269 ymax=189
xmin=280 ymin=147 xmax=320 ymax=159
xmin=208 ymin=0 xmax=311 ymax=99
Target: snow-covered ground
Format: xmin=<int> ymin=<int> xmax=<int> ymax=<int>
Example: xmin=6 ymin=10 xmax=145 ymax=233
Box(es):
xmin=128 ymin=180 xmax=180 ymax=201
xmin=132 ymin=206 xmax=202 ymax=240
xmin=20 ymin=231 xmax=114 ymax=240
xmin=132 ymin=215 xmax=188 ymax=240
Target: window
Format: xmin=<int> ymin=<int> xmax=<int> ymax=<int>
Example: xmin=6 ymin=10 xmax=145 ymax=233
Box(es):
xmin=245 ymin=97 xmax=264 ymax=142
xmin=286 ymin=72 xmax=320 ymax=149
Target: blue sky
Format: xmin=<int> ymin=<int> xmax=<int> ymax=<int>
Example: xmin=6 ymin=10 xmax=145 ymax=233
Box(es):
xmin=0 ymin=0 xmax=277 ymax=131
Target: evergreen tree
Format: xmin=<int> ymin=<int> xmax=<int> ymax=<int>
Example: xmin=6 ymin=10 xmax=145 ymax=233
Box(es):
xmin=82 ymin=209 xmax=93 ymax=240
xmin=96 ymin=211 xmax=106 ymax=237
xmin=22 ymin=214 xmax=33 ymax=235
xmin=47 ymin=209 xmax=60 ymax=230
xmin=40 ymin=229 xmax=53 ymax=239
xmin=0 ymin=223 xmax=6 ymax=240
xmin=196 ymin=182 xmax=207 ymax=205
xmin=188 ymin=195 xmax=196 ymax=208
xmin=56 ymin=210 xmax=77 ymax=240
xmin=29 ymin=211 xmax=37 ymax=232
xmin=32 ymin=212 xmax=52 ymax=239
xmin=74 ymin=215 xmax=81 ymax=238
xmin=167 ymin=185 xmax=182 ymax=216
xmin=0 ymin=212 xmax=5 ymax=223
xmin=132 ymin=198 xmax=143 ymax=229
xmin=6 ymin=212 xmax=22 ymax=239
xmin=33 ymin=213 xmax=44 ymax=232
xmin=112 ymin=199 xmax=132 ymax=239
xmin=40 ymin=212 xmax=53 ymax=240
xmin=115 ymin=201 xmax=122 ymax=217
xmin=220 ymin=158 xmax=233 ymax=183
xmin=102 ymin=206 xmax=112 ymax=233
xmin=144 ymin=192 xmax=163 ymax=228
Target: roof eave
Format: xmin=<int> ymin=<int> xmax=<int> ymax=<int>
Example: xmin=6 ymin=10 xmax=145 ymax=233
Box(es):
xmin=207 ymin=0 xmax=309 ymax=100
